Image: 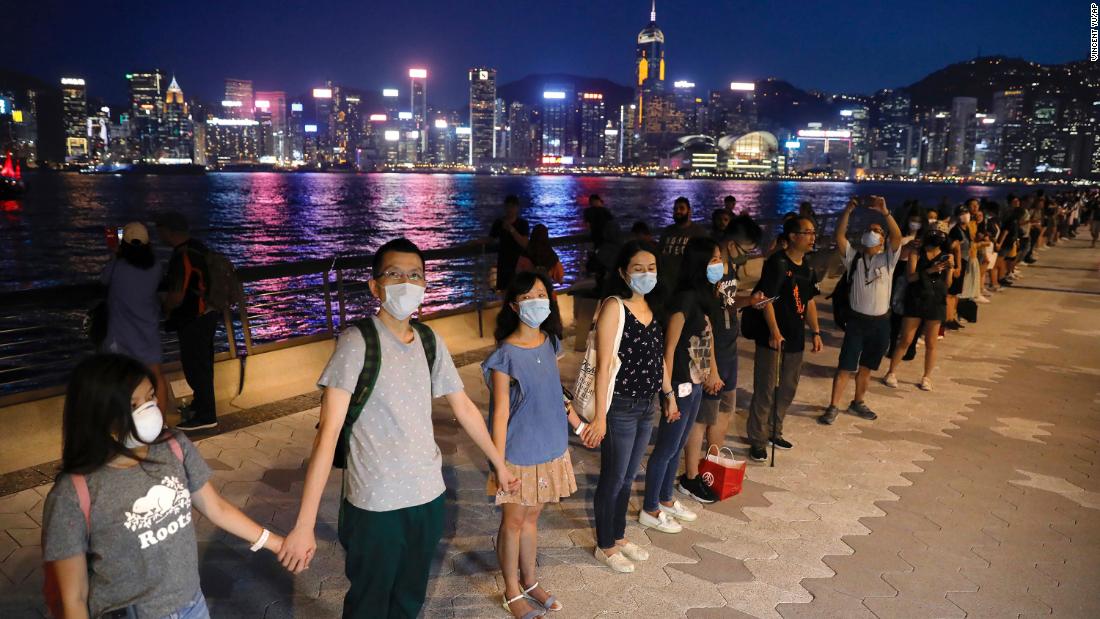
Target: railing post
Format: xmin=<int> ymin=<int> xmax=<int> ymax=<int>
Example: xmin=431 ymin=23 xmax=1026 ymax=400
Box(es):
xmin=322 ymin=271 xmax=335 ymax=336
xmin=222 ymin=308 xmax=237 ymax=358
xmin=335 ymin=268 xmax=347 ymax=328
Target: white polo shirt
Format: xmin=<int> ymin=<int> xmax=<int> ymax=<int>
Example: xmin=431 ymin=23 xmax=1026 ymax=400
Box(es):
xmin=842 ymin=242 xmax=901 ymax=317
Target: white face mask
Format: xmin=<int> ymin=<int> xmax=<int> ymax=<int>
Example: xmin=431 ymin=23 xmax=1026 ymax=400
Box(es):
xmin=381 ymin=283 xmax=425 ymax=320
xmin=862 ymin=231 xmax=883 ymax=248
xmin=125 ymin=401 xmax=164 ymax=448
xmin=958 ymin=212 xmax=971 ymax=224
xmin=908 ymin=221 xmax=922 ymax=233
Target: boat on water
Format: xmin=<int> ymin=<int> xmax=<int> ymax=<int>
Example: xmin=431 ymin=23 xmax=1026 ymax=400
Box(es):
xmin=78 ymin=162 xmax=206 ymax=175
xmin=0 ymin=152 xmax=26 ymax=199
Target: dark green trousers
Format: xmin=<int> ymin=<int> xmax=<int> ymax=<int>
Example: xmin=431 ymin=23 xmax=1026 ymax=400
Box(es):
xmin=338 ymin=493 xmax=446 ymax=619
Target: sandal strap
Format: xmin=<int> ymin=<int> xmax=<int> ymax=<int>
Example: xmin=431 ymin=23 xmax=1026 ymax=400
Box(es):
xmin=505 ymin=593 xmax=528 ymax=605
xmin=522 ymin=582 xmax=540 ymax=595
xmin=542 ymin=595 xmax=560 ymax=611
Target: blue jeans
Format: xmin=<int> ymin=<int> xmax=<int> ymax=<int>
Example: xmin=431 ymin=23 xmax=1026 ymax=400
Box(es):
xmin=593 ymin=394 xmax=655 ymax=550
xmin=643 ymin=383 xmax=703 ymax=513
xmin=122 ymin=590 xmax=209 ymax=619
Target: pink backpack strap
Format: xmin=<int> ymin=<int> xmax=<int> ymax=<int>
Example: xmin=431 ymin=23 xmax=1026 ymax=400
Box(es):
xmin=164 ymin=432 xmax=185 ymax=462
xmin=69 ymin=475 xmax=91 ymax=534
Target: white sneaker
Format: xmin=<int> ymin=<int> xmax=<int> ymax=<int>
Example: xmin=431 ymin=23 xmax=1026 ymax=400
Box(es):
xmin=617 ymin=541 xmax=649 ymax=562
xmin=976 ymin=296 xmax=991 ymax=304
xmin=594 ymin=547 xmax=635 ymax=573
xmin=639 ymin=509 xmax=683 ymax=533
xmin=659 ymin=500 xmax=698 ymax=522
xmin=882 ymin=373 xmax=898 ymax=388
xmin=919 ymin=377 xmax=934 ymax=391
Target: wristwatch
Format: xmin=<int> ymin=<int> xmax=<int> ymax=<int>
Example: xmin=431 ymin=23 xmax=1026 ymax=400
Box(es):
xmin=812 ymin=332 xmax=822 ymax=337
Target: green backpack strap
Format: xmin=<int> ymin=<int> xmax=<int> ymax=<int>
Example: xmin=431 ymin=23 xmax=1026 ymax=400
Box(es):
xmin=333 ymin=318 xmax=437 ymax=469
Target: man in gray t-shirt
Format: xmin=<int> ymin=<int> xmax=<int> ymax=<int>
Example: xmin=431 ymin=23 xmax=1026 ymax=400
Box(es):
xmin=277 ymin=238 xmax=518 ymax=619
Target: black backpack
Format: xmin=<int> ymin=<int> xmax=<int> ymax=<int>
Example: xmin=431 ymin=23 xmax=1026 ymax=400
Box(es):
xmin=827 ymin=253 xmax=861 ymax=332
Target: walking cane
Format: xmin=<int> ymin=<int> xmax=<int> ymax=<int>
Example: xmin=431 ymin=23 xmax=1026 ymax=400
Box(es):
xmin=770 ymin=340 xmax=784 ymax=468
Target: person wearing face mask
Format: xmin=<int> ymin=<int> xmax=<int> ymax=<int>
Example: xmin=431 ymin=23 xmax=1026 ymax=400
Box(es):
xmin=640 ymin=238 xmax=721 ymax=533
xmin=42 ymin=354 xmax=286 ymax=619
xmin=676 ymin=228 xmax=758 ymax=503
xmin=482 ymin=272 xmax=580 ymax=618
xmin=820 ymin=196 xmax=902 ymax=425
xmin=658 ymin=196 xmax=708 ymax=288
xmin=944 ymin=204 xmax=974 ymax=329
xmin=887 ymin=205 xmax=927 ymax=362
xmin=279 ymin=238 xmax=519 ymax=618
xmin=589 ymin=241 xmax=668 ymax=574
xmin=883 ymin=221 xmax=954 ymax=392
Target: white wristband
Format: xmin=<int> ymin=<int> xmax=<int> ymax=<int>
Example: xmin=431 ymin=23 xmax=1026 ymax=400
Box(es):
xmin=574 ymin=422 xmax=587 ymax=436
xmin=250 ymin=528 xmax=270 ymax=552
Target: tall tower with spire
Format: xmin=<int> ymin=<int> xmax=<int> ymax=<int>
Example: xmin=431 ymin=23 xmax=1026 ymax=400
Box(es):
xmin=631 ymin=1 xmax=682 ymax=165
xmin=160 ymin=76 xmax=193 ymax=162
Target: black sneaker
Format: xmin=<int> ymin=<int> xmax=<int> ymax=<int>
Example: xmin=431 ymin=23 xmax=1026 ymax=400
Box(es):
xmin=176 ymin=419 xmax=218 ymax=432
xmin=818 ymin=405 xmax=840 ymax=425
xmin=749 ymin=446 xmax=768 ymax=462
xmin=769 ymin=437 xmax=793 ymax=450
xmin=848 ymin=400 xmax=878 ymax=421
xmin=944 ymin=321 xmax=962 ymax=331
xmin=676 ymin=474 xmax=717 ymax=504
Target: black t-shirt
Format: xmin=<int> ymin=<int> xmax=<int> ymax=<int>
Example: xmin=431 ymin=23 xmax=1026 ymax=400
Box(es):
xmin=754 ymin=251 xmax=819 ymax=353
xmin=583 ymin=206 xmax=614 ymax=248
xmin=669 ymin=290 xmax=713 ymax=385
xmin=489 ymin=217 xmax=530 ymax=286
xmin=658 ymin=223 xmax=709 ymax=285
xmin=712 ymin=258 xmax=740 ymax=350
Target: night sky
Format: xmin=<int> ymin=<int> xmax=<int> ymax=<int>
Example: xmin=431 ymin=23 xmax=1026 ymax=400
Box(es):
xmin=6 ymin=0 xmax=1084 ymax=109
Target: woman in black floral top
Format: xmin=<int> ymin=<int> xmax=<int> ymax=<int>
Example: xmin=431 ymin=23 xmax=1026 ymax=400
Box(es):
xmin=588 ymin=240 xmax=670 ymax=574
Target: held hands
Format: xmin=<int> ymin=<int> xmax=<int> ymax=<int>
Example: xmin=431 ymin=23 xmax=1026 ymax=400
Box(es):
xmin=870 ymin=195 xmax=888 ymax=215
xmin=703 ymin=372 xmax=725 ymax=395
xmin=663 ymin=392 xmax=681 ymax=422
xmin=278 ymin=525 xmax=317 ymax=574
xmin=495 ymin=466 xmax=521 ymax=494
xmin=845 ymin=197 xmax=859 ymax=213
xmin=581 ymin=416 xmax=606 ymax=448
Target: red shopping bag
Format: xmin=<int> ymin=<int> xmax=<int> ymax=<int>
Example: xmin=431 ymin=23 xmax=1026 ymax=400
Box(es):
xmin=699 ymin=446 xmax=746 ymax=500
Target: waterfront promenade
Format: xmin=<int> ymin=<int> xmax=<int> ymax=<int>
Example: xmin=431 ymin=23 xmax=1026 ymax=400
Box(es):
xmin=1 ymin=238 xmax=1098 ymax=618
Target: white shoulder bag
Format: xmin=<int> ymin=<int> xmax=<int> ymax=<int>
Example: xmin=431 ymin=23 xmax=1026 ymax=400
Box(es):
xmin=571 ymin=296 xmax=626 ymax=422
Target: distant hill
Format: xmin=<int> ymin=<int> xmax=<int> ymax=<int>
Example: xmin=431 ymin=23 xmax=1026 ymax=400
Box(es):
xmin=902 ymin=56 xmax=1100 ymax=111
xmin=497 ymin=74 xmax=633 ymax=110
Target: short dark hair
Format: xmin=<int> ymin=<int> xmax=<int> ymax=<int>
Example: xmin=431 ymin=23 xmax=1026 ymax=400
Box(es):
xmin=504 ymin=194 xmax=520 ymax=206
xmin=372 ymin=238 xmax=425 ymax=278
xmin=589 ymin=194 xmax=603 ymax=205
xmin=61 ymin=354 xmax=158 ymax=475
xmin=724 ymin=195 xmax=736 ymax=204
xmin=674 ymin=196 xmax=690 ymax=208
xmin=494 ymin=271 xmax=563 ymax=341
xmin=782 ymin=216 xmax=814 ymax=241
xmin=631 ymin=220 xmax=651 ymax=235
xmin=154 ymin=211 xmax=190 ymax=233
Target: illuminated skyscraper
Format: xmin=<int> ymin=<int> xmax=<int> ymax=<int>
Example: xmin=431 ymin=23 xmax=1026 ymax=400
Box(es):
xmin=160 ymin=76 xmax=193 ymax=161
xmin=973 ymin=113 xmax=999 ymax=174
xmin=838 ymin=105 xmax=870 ymax=169
xmin=507 ymin=102 xmax=533 ymax=166
xmin=946 ymin=97 xmax=977 ymax=174
xmin=60 ymin=77 xmax=88 ymax=161
xmin=127 ymin=70 xmax=166 ymax=160
xmin=1030 ymin=94 xmax=1065 ymax=174
xmin=541 ymin=88 xmax=575 ymax=161
xmin=312 ymin=85 xmax=334 ymax=163
xmin=224 ymin=79 xmax=253 ymax=119
xmin=468 ymin=67 xmax=496 ymax=166
xmin=255 ymin=91 xmax=287 ymax=162
xmin=918 ymin=109 xmax=950 ymax=173
xmin=870 ymin=89 xmax=913 ymax=174
xmin=993 ymin=89 xmax=1027 ymax=175
xmin=409 ymin=69 xmax=428 ymax=156
xmin=579 ymin=92 xmax=606 ymax=163
xmin=632 ymin=0 xmax=675 ymax=163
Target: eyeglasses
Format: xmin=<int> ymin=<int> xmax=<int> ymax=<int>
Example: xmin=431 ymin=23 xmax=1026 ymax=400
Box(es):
xmin=378 ymin=269 xmax=425 ymax=282
xmin=793 ymin=230 xmax=817 ymax=236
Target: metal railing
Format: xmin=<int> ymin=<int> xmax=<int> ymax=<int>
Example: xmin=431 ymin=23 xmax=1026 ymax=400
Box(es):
xmin=0 ymin=234 xmax=592 ymax=407
xmin=0 ymin=212 xmax=846 ymax=408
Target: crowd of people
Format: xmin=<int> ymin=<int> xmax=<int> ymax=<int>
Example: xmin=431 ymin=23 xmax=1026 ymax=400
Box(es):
xmin=40 ymin=187 xmax=1099 ymax=618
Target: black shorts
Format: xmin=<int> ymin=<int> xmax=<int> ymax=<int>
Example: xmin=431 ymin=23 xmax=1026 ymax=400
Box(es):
xmin=838 ymin=313 xmax=891 ymax=372
xmin=948 ymin=260 xmax=967 ymax=295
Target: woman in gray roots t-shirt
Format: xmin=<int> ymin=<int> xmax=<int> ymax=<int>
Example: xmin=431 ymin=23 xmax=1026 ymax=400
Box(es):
xmin=42 ymin=354 xmax=288 ymax=618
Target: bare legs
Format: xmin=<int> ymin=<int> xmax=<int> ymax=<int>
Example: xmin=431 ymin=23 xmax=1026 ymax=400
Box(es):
xmin=498 ymin=503 xmax=545 ymax=617
xmin=149 ymin=363 xmax=176 ymax=416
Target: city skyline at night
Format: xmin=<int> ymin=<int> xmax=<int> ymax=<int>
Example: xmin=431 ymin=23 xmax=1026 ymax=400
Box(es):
xmin=3 ymin=1 xmax=1084 ymax=108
